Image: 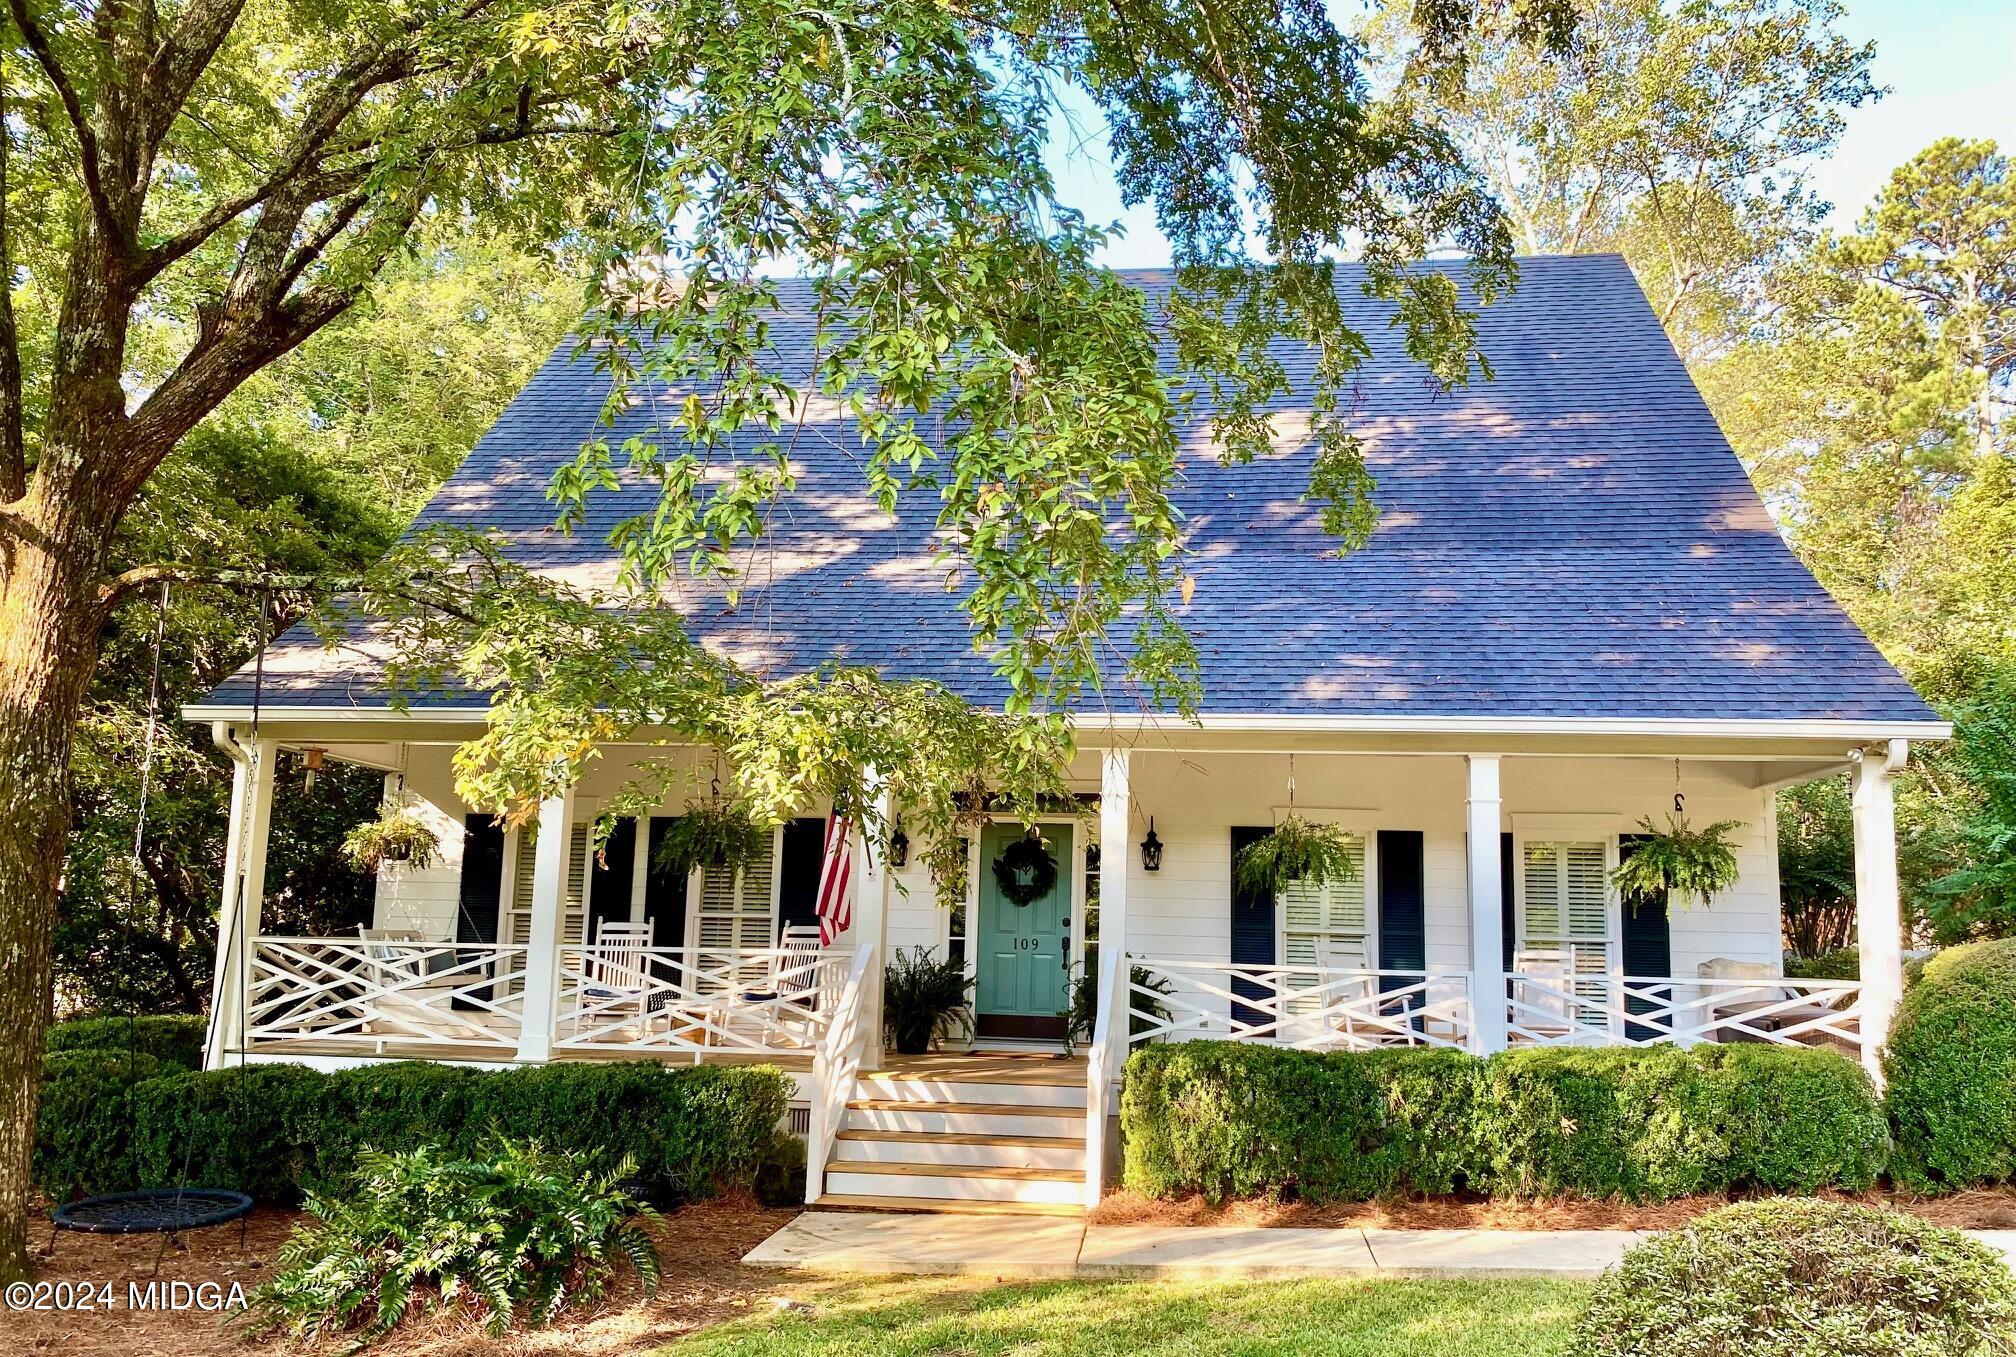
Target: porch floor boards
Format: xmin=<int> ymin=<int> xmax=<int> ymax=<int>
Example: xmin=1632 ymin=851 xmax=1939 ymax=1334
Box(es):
xmin=233 ymin=1039 xmax=815 ymax=1070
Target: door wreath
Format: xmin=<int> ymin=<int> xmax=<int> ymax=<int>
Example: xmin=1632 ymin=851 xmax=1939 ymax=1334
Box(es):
xmin=992 ymin=833 xmax=1059 ymax=906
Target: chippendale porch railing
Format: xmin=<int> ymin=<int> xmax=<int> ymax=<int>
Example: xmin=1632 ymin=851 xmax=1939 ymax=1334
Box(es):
xmin=1504 ymin=972 xmax=1866 ymax=1051
xmin=552 ymin=945 xmax=850 ymax=1056
xmin=244 ymin=938 xmax=529 ymax=1051
xmin=1124 ymin=958 xmax=1479 ymax=1052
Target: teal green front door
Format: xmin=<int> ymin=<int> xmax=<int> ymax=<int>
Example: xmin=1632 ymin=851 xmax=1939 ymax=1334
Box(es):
xmin=975 ymin=824 xmax=1074 ymax=1040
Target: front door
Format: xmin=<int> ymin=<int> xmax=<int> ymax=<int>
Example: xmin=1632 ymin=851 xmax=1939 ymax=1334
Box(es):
xmin=975 ymin=823 xmax=1074 ymax=1041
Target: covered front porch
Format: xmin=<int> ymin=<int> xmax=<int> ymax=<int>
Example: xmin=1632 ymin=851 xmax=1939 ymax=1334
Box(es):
xmin=198 ymin=718 xmax=1916 ymax=1084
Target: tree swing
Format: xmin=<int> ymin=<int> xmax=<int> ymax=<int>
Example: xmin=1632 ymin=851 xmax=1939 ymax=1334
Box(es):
xmin=46 ymin=582 xmax=263 ymax=1270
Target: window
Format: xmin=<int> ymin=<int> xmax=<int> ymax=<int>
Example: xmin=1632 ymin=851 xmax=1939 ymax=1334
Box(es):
xmin=693 ymin=832 xmax=779 ymax=951
xmin=1279 ymin=832 xmax=1371 ymax=1012
xmin=502 ymin=823 xmax=589 ymax=946
xmin=1519 ymin=840 xmax=1612 ymax=987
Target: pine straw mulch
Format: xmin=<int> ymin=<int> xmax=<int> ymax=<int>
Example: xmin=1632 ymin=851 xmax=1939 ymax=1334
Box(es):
xmin=1090 ymin=1186 xmax=2016 ymax=1232
xmin=17 ymin=1194 xmax=801 ymax=1357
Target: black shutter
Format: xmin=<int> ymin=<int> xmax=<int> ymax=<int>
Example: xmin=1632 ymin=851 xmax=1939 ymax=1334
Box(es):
xmin=588 ymin=817 xmax=637 ymax=945
xmin=777 ymin=817 xmax=827 ymax=934
xmin=455 ymin=815 xmax=506 ymax=944
xmin=643 ymin=818 xmax=689 ymax=950
xmin=453 ymin=815 xmax=506 ymax=1008
xmin=1500 ymin=832 xmax=1517 ymax=974
xmin=1230 ymin=826 xmax=1275 ymax=1029
xmin=1618 ymin=834 xmax=1673 ymax=1040
xmin=1377 ymin=830 xmax=1427 ymax=1032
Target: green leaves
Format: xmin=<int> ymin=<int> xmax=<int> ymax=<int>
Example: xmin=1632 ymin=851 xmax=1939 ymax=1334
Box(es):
xmin=1233 ymin=814 xmax=1360 ymax=896
xmin=338 ymin=808 xmax=442 ymax=873
xmin=1611 ymin=815 xmax=1743 ymax=910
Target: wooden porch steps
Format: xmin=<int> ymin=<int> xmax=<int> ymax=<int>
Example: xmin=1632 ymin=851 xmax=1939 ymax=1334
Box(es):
xmin=814 ymin=1059 xmax=1092 ymax=1211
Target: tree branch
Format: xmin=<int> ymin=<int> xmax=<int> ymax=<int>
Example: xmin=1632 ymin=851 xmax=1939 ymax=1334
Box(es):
xmin=8 ymin=0 xmax=124 ymax=251
xmin=97 ymin=560 xmax=480 ymax=624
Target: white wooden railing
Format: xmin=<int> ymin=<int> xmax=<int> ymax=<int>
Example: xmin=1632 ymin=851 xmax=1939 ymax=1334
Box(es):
xmin=1505 ymin=972 xmax=1865 ymax=1050
xmin=244 ymin=938 xmax=528 ymax=1050
xmin=1124 ymin=958 xmax=1478 ymax=1052
xmin=552 ymin=945 xmax=848 ymax=1055
xmin=805 ymin=942 xmax=877 ymax=1203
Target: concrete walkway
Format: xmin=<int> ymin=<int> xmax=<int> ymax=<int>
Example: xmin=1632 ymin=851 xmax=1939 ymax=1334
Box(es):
xmin=745 ymin=1214 xmax=2016 ymax=1283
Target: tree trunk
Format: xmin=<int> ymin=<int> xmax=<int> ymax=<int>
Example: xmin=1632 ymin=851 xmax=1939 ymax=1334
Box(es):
xmin=0 ymin=480 xmax=117 ymax=1282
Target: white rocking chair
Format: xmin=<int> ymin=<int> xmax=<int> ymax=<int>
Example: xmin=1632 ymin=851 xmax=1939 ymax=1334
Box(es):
xmin=576 ymin=920 xmax=654 ymax=1040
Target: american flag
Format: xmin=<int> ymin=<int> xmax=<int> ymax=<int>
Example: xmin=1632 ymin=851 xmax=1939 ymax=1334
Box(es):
xmin=815 ymin=813 xmax=854 ymax=944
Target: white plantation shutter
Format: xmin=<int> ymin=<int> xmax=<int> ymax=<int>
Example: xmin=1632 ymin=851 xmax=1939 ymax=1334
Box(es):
xmin=562 ymin=823 xmax=590 ymax=944
xmin=694 ymin=832 xmax=779 ymax=951
xmin=502 ymin=824 xmax=588 ymax=947
xmin=1521 ymin=840 xmax=1612 ymax=988
xmin=1279 ymin=834 xmax=1370 ymax=1015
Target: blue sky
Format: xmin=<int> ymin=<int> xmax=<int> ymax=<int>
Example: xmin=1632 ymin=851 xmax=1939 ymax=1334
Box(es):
xmin=1046 ymin=0 xmax=2016 ymax=269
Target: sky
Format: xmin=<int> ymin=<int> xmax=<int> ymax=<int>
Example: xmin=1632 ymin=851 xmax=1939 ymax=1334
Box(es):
xmin=1045 ymin=0 xmax=2016 ymax=270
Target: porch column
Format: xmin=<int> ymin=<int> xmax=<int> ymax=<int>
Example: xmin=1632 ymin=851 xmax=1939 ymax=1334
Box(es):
xmin=203 ymin=731 xmax=277 ymax=1069
xmin=1084 ymin=747 xmax=1131 ymax=1207
xmin=851 ymin=774 xmax=894 ymax=1059
xmin=1466 ymin=754 xmax=1508 ymax=1054
xmin=1853 ymin=739 xmax=1907 ymax=1083
xmin=514 ymin=784 xmax=577 ymax=1063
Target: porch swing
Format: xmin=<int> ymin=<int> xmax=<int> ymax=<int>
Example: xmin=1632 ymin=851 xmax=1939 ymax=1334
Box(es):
xmin=46 ymin=582 xmax=271 ymax=1265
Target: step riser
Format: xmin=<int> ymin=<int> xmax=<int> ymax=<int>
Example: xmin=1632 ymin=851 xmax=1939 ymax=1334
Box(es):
xmin=844 ymin=1107 xmax=1080 ymax=1138
xmin=824 ymin=1170 xmax=1086 ymax=1205
xmin=836 ymin=1138 xmax=1083 ymax=1170
xmin=854 ymin=1077 xmax=1086 ymax=1109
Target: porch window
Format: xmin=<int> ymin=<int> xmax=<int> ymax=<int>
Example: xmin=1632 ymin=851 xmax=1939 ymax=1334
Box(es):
xmin=502 ymin=824 xmax=590 ymax=948
xmin=1518 ymin=840 xmax=1612 ymax=988
xmin=1279 ymin=832 xmax=1371 ymax=1013
xmin=693 ymin=834 xmax=779 ymax=951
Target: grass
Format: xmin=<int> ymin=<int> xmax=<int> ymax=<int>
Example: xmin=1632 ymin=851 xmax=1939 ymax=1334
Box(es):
xmin=660 ymin=1274 xmax=1590 ymax=1356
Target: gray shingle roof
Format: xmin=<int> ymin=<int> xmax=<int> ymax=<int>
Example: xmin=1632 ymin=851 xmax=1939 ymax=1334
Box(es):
xmin=202 ymin=254 xmax=1937 ymax=724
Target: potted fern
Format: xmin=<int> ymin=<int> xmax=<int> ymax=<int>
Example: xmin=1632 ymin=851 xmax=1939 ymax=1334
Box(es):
xmin=1235 ymin=815 xmax=1359 ymax=896
xmin=883 ymin=947 xmax=974 ymax=1054
xmin=341 ymin=808 xmax=440 ymax=872
xmin=1612 ymin=814 xmax=1744 ymax=909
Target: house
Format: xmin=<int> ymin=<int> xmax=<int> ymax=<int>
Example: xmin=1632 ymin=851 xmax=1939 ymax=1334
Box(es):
xmin=185 ymin=255 xmax=1947 ymax=1215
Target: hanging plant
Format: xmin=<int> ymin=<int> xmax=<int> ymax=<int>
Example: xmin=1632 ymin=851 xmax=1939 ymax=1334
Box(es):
xmin=654 ymin=801 xmax=770 ymax=878
xmin=991 ymin=831 xmax=1059 ymax=906
xmin=1612 ymin=814 xmax=1744 ymax=909
xmin=1234 ymin=815 xmax=1358 ymax=897
xmin=341 ymin=809 xmax=440 ymax=872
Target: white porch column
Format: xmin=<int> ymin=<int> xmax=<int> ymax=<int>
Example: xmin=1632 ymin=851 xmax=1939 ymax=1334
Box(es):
xmin=1084 ymin=748 xmax=1131 ymax=1207
xmin=1466 ymin=754 xmax=1508 ymax=1054
xmin=514 ymin=784 xmax=577 ymax=1063
xmin=203 ymin=732 xmax=277 ymax=1069
xmin=1853 ymin=739 xmax=1907 ymax=1083
xmin=851 ymin=774 xmax=894 ymax=1059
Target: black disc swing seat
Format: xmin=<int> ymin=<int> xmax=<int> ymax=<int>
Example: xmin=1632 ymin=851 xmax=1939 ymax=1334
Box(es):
xmin=51 ymin=1189 xmax=254 ymax=1236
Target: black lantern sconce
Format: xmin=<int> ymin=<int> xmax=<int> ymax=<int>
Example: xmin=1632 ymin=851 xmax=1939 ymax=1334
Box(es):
xmin=887 ymin=816 xmax=909 ymax=868
xmin=1139 ymin=816 xmax=1163 ymax=871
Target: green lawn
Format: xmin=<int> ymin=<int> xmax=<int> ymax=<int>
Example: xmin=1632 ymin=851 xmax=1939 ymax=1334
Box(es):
xmin=663 ymin=1274 xmax=1589 ymax=1356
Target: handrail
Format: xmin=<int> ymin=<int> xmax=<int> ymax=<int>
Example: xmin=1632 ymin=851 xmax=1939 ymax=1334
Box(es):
xmin=806 ymin=941 xmax=876 ymax=1204
xmin=1080 ymin=934 xmax=1127 ymax=1208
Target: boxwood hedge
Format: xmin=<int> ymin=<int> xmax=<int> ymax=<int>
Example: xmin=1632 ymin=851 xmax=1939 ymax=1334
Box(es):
xmin=44 ymin=1014 xmax=208 ymax=1072
xmin=1884 ymin=939 xmax=2016 ymax=1192
xmin=1122 ymin=1039 xmax=1888 ymax=1203
xmin=35 ymin=1056 xmax=792 ymax=1205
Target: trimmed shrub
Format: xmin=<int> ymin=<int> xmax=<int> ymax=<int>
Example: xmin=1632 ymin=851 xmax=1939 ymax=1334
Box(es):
xmin=35 ymin=1049 xmax=167 ymax=1199
xmin=45 ymin=1014 xmax=207 ymax=1071
xmin=247 ymin=1141 xmax=660 ymax=1344
xmin=1572 ymin=1199 xmax=2016 ymax=1356
xmin=1784 ymin=948 xmax=1860 ymax=981
xmin=1121 ymin=1041 xmax=1477 ymax=1202
xmin=1885 ymin=939 xmax=2016 ymax=1192
xmin=1121 ymin=1040 xmax=1887 ymax=1204
xmin=36 ymin=1058 xmax=793 ymax=1205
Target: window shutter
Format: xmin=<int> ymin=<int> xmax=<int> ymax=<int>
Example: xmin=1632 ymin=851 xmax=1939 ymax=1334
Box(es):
xmin=506 ymin=833 xmax=537 ymax=945
xmin=695 ymin=833 xmax=778 ymax=950
xmin=777 ymin=818 xmax=827 ymax=933
xmin=1499 ymin=832 xmax=1516 ymax=974
xmin=501 ymin=824 xmax=589 ymax=947
xmin=455 ymin=815 xmax=506 ymax=945
xmin=1377 ymin=831 xmax=1425 ymax=974
xmin=1280 ymin=833 xmax=1369 ymax=1016
xmin=1229 ymin=827 xmax=1275 ymax=1026
xmin=588 ymin=817 xmax=636 ymax=945
xmin=1618 ymin=834 xmax=1673 ymax=1039
xmin=643 ymin=817 xmax=690 ymax=950
xmin=563 ymin=823 xmax=590 ymax=944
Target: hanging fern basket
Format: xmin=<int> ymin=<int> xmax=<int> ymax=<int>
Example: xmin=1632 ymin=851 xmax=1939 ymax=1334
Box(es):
xmin=1234 ymin=815 xmax=1359 ymax=897
xmin=1611 ymin=814 xmax=1744 ymax=909
xmin=654 ymin=801 xmax=771 ymax=879
xmin=341 ymin=809 xmax=441 ymax=872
